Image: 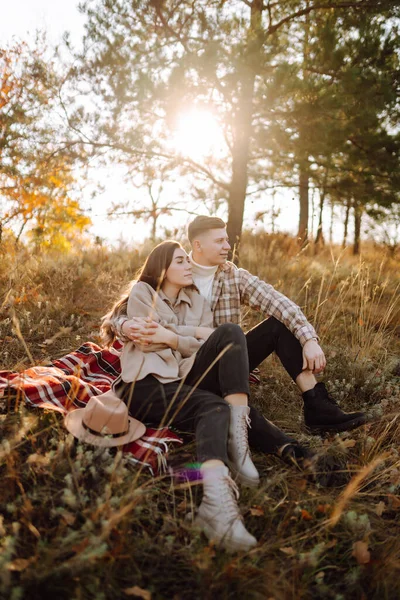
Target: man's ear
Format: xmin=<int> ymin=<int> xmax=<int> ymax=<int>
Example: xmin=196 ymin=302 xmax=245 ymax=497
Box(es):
xmin=192 ymin=239 xmax=202 ymax=253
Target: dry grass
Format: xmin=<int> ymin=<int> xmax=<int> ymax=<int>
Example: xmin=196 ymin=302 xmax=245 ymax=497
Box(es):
xmin=1 ymin=233 xmax=400 ymax=600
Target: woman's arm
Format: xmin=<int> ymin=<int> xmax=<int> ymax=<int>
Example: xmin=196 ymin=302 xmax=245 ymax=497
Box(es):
xmin=141 ymin=296 xmax=214 ymax=357
xmin=127 ymin=284 xmax=200 ymax=353
xmin=128 ymin=286 xmax=214 ymax=357
xmin=126 ymin=284 xmax=175 ymax=350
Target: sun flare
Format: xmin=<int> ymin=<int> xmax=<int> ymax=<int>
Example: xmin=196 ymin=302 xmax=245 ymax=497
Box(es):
xmin=173 ymin=109 xmax=225 ymax=161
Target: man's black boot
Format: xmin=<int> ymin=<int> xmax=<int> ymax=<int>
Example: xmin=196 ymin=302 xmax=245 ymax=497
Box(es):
xmin=278 ymin=441 xmax=316 ymax=470
xmin=303 ymin=382 xmax=366 ymax=434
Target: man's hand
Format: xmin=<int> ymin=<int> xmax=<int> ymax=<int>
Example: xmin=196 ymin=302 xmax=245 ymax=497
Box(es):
xmin=121 ymin=317 xmax=158 ymax=342
xmin=302 ymin=339 xmax=326 ymax=374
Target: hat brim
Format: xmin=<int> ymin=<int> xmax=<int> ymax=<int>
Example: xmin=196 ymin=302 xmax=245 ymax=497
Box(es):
xmin=64 ymin=408 xmax=146 ymax=448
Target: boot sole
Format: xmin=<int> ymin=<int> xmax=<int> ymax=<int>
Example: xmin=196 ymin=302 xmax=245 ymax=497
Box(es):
xmin=227 ymin=462 xmax=260 ymax=488
xmin=193 ymin=514 xmax=257 ymax=553
xmin=305 ymin=415 xmax=367 ymax=435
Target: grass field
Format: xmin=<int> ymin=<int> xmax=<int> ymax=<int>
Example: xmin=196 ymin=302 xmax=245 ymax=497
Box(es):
xmin=1 ymin=233 xmax=399 ymax=600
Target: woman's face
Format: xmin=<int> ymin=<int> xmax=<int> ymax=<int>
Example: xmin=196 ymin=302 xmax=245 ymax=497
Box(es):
xmin=164 ymin=248 xmax=193 ymax=288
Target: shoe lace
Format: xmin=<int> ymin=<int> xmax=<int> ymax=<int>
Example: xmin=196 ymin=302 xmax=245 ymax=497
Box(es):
xmin=220 ymin=474 xmax=241 ymax=521
xmin=235 ymin=413 xmax=251 ymax=455
xmin=316 ymin=384 xmax=339 ymax=406
xmin=325 ymin=393 xmax=339 ymax=406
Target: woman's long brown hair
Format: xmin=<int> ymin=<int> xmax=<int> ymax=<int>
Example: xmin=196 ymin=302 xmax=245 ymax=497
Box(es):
xmin=100 ymin=240 xmax=182 ymax=347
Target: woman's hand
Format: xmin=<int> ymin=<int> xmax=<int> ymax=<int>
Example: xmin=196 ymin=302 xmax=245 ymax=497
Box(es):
xmin=195 ymin=327 xmax=215 ymax=341
xmin=121 ymin=317 xmax=158 ymax=342
xmin=302 ymin=339 xmax=326 ymax=374
xmin=134 ymin=322 xmax=178 ymax=349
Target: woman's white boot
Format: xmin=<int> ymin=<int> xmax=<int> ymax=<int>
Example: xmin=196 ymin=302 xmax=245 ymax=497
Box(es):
xmin=227 ymin=405 xmax=260 ymax=488
xmin=194 ymin=464 xmax=257 ymax=553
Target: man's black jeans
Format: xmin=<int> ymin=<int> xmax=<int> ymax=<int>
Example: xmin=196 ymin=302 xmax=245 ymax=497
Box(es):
xmin=245 ymin=316 xmax=305 ymax=452
xmin=246 ymin=316 xmax=304 ymax=381
xmin=187 ymin=319 xmax=304 ymax=455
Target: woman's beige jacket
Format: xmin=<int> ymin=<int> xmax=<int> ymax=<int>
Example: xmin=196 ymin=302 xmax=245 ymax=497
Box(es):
xmin=120 ymin=281 xmax=213 ymax=384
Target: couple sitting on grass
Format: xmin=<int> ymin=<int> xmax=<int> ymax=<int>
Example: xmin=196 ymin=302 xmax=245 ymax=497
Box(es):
xmin=66 ymin=215 xmax=366 ymax=552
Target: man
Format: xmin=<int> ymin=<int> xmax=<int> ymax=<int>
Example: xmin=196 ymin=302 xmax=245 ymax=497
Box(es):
xmin=113 ymin=216 xmax=365 ymax=450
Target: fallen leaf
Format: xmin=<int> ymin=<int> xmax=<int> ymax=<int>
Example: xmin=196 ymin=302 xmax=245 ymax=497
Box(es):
xmin=300 ymin=509 xmax=312 ymax=521
xmin=176 ymin=500 xmax=187 ymax=513
xmin=317 ymin=504 xmax=331 ymax=514
xmin=26 ymin=453 xmax=50 ymax=466
xmin=293 ymin=478 xmax=308 ymax=491
xmin=352 ymin=541 xmax=371 ymax=565
xmin=124 ymin=585 xmax=152 ymax=599
xmin=341 ymin=438 xmax=357 ymax=449
xmin=279 ymin=547 xmax=295 ymax=556
xmin=21 ymin=517 xmax=40 ymax=539
xmin=71 ymin=538 xmax=89 ymax=554
xmin=387 ymin=494 xmax=400 ymax=509
xmin=375 ymin=501 xmax=386 ymax=516
xmin=61 ymin=511 xmax=76 ymax=525
xmin=192 ymin=544 xmax=216 ymax=570
xmin=389 ymin=470 xmax=400 ymax=486
xmin=249 ymin=506 xmax=264 ymax=517
xmin=26 ymin=522 xmax=40 ymax=539
xmin=6 ymin=557 xmax=35 ymax=571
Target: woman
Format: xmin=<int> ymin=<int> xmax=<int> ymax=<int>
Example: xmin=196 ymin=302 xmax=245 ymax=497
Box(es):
xmin=101 ymin=241 xmax=309 ymax=552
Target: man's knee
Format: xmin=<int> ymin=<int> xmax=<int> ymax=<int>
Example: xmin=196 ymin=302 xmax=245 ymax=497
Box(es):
xmin=259 ymin=316 xmax=292 ymax=338
xmin=267 ymin=316 xmax=285 ymax=333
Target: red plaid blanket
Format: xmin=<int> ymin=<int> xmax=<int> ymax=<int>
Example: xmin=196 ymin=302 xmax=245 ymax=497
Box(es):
xmin=0 ymin=341 xmax=182 ymax=475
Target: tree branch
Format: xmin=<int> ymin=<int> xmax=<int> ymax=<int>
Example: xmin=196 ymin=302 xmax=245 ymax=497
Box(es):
xmin=266 ymin=1 xmax=381 ymax=36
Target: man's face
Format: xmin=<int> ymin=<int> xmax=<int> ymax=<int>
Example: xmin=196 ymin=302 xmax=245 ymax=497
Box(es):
xmin=192 ymin=228 xmax=231 ymax=266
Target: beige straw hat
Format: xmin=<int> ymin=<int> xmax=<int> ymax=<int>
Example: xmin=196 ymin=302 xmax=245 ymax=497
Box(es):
xmin=64 ymin=390 xmax=146 ymax=447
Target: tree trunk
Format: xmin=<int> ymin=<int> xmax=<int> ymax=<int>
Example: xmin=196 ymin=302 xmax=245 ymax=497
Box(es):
xmin=271 ymin=190 xmax=276 ymax=234
xmin=297 ymin=7 xmax=311 ymax=247
xmin=227 ymin=147 xmax=250 ymax=261
xmin=329 ymin=200 xmax=335 ymax=244
xmin=151 ymin=214 xmax=157 ymax=242
xmin=353 ymin=201 xmax=362 ymax=255
xmin=315 ymin=188 xmax=325 ymax=245
xmin=16 ymin=219 xmax=28 ymax=244
xmin=298 ymin=160 xmax=309 ymax=245
xmin=315 ymin=164 xmax=329 ymax=245
xmin=226 ymin=0 xmax=263 ymax=263
xmin=342 ymin=198 xmax=351 ymax=248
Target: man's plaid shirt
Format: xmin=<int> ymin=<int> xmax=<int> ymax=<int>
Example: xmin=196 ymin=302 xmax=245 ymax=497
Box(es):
xmin=113 ymin=261 xmax=318 ymax=346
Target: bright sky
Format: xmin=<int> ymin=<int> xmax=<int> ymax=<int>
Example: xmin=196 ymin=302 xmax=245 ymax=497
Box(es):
xmin=1 ymin=1 xmax=350 ymax=247
xmin=1 ymin=1 xmax=84 ymax=46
